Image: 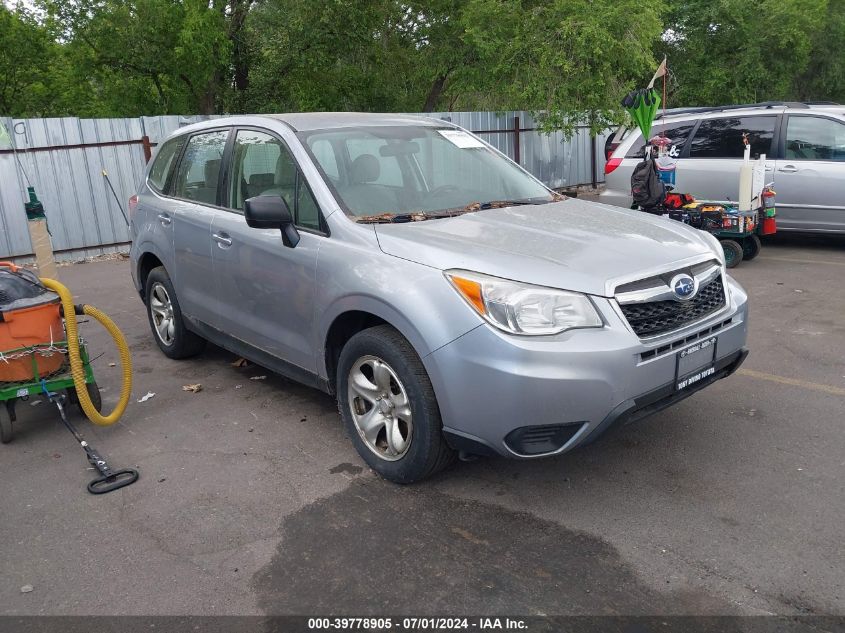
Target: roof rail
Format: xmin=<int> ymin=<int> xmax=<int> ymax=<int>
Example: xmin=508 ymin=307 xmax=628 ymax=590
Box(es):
xmin=654 ymin=101 xmax=815 ymax=120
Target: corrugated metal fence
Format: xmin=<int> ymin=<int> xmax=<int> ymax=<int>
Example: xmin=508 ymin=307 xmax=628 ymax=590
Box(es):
xmin=0 ymin=112 xmax=608 ymax=261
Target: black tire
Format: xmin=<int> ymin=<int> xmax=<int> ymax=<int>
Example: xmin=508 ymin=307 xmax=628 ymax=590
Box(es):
xmin=742 ymin=234 xmax=762 ymax=261
xmin=720 ymin=239 xmax=744 ymax=269
xmin=144 ymin=266 xmax=206 ymax=359
xmin=0 ymin=408 xmax=13 ymax=444
xmin=70 ymin=381 xmax=102 ymax=416
xmin=336 ymin=325 xmax=456 ymax=484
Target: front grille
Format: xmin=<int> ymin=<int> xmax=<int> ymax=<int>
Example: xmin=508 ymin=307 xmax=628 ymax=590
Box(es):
xmin=620 ymin=277 xmax=726 ymax=338
xmin=639 ymin=318 xmax=733 ymax=361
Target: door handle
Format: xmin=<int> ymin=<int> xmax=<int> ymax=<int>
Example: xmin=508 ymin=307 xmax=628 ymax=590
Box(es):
xmin=157 ymin=213 xmax=172 ymax=226
xmin=212 ymin=232 xmax=233 ymax=247
xmin=778 ymin=165 xmax=798 ymax=173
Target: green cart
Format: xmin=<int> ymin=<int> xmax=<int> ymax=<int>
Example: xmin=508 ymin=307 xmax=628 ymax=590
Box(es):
xmin=0 ymin=339 xmax=101 ymax=443
xmin=711 ymin=209 xmax=762 ymax=269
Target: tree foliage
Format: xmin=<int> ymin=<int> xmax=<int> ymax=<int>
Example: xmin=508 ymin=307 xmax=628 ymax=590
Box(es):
xmin=1 ymin=0 xmax=843 ymax=126
xmin=459 ymin=0 xmax=664 ymax=134
xmin=661 ymin=0 xmax=829 ymax=105
xmin=0 ymin=4 xmax=60 ymax=116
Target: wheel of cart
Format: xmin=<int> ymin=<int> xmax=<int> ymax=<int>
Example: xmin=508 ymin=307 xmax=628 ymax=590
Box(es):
xmin=0 ymin=405 xmax=12 ymax=444
xmin=719 ymin=239 xmax=744 ymax=268
xmin=741 ymin=234 xmax=762 ymax=261
xmin=67 ymin=380 xmax=102 ymax=415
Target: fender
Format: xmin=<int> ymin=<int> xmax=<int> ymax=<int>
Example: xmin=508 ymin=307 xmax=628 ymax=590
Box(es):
xmin=131 ymin=240 xmax=172 ymax=296
xmin=317 ymin=294 xmax=437 ymax=380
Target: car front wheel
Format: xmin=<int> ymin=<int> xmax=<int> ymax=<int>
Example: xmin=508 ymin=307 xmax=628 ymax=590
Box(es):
xmin=337 ymin=325 xmax=455 ymax=483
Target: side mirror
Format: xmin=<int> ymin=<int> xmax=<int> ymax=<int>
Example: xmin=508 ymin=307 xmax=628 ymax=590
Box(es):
xmin=244 ymin=195 xmax=300 ymax=247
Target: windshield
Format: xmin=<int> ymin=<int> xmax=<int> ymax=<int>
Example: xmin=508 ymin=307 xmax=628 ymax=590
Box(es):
xmin=299 ymin=125 xmax=554 ymax=220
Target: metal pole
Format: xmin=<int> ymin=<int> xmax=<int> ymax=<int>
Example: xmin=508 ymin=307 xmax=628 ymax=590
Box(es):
xmin=513 ymin=116 xmax=521 ymax=165
xmin=590 ymin=134 xmax=598 ymax=189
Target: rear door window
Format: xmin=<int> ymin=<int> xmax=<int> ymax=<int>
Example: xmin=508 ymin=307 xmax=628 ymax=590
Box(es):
xmin=785 ymin=116 xmax=845 ymax=161
xmin=173 ymin=130 xmax=229 ymax=205
xmin=625 ymin=122 xmax=695 ymax=159
xmin=148 ymin=137 xmax=182 ymax=193
xmin=688 ymin=116 xmax=776 ymax=159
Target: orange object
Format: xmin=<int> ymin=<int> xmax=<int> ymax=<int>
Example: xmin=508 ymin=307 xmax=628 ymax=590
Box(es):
xmin=448 ymin=275 xmax=485 ymax=314
xmin=0 ymin=262 xmax=65 ymax=382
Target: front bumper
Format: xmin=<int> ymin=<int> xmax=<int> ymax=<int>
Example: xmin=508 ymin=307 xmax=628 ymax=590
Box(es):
xmin=425 ymin=275 xmax=749 ymax=458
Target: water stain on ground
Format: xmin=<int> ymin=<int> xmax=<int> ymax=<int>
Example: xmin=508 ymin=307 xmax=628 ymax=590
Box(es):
xmin=253 ymin=479 xmax=735 ymax=616
xmin=329 ymin=462 xmax=363 ymax=475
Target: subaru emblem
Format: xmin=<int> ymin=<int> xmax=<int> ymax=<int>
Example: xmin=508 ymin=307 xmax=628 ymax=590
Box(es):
xmin=671 ymin=274 xmax=697 ymax=301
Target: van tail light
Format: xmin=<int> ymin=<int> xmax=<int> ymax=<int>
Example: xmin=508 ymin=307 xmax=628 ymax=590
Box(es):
xmin=605 ymin=144 xmax=619 ymax=160
xmin=128 ymin=195 xmax=139 ymax=220
xmin=604 ymin=157 xmax=623 ymax=174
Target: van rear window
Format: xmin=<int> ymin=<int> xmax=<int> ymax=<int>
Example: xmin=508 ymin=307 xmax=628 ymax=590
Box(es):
xmin=625 ymin=122 xmax=695 ymax=159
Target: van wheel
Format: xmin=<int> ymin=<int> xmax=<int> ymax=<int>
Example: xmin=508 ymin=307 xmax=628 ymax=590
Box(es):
xmin=742 ymin=234 xmax=762 ymax=261
xmin=720 ymin=240 xmax=743 ymax=269
xmin=337 ymin=325 xmax=455 ymax=484
xmin=145 ymin=267 xmax=206 ymax=359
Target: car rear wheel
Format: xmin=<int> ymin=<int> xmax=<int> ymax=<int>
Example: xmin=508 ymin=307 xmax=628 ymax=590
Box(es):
xmin=144 ymin=267 xmax=206 ymax=359
xmin=337 ymin=325 xmax=455 ymax=483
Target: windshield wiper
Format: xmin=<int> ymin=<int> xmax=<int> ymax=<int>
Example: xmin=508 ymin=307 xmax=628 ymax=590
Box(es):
xmin=472 ymin=199 xmax=534 ymax=210
xmin=355 ymin=195 xmax=567 ymax=224
xmin=356 ymin=211 xmax=454 ymax=224
xmin=463 ymin=196 xmax=564 ymax=212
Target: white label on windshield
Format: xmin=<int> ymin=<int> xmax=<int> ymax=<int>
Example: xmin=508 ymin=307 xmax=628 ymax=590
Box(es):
xmin=438 ymin=130 xmax=485 ymax=148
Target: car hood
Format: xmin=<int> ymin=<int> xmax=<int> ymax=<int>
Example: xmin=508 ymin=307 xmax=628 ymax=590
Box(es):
xmin=374 ymin=198 xmax=719 ymax=296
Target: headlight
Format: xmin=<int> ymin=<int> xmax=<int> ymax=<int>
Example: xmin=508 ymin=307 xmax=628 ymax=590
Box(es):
xmin=445 ymin=270 xmax=602 ymax=335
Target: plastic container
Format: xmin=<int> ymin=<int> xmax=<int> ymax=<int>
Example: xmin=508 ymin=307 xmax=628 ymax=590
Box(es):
xmin=0 ymin=263 xmax=65 ymax=382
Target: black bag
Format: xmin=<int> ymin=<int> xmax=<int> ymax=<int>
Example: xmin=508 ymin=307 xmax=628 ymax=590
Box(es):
xmin=630 ymin=158 xmax=665 ymax=211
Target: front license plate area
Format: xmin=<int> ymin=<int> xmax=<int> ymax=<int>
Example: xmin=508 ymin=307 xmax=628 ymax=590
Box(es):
xmin=676 ymin=337 xmax=717 ymax=391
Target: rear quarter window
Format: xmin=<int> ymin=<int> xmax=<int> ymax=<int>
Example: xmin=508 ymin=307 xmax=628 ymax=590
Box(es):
xmin=147 ymin=137 xmax=182 ymax=193
xmin=625 ymin=122 xmax=696 ymax=159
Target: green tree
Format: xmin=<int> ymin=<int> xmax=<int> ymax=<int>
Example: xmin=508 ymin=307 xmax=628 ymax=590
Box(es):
xmin=661 ymin=0 xmax=828 ymax=106
xmin=794 ymin=0 xmax=845 ymax=102
xmin=0 ymin=4 xmax=60 ymax=117
xmin=458 ymin=0 xmax=665 ymax=134
xmin=39 ymin=0 xmax=244 ymax=115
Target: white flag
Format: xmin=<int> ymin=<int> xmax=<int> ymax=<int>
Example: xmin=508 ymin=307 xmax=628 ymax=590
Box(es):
xmin=647 ymin=57 xmax=668 ymax=89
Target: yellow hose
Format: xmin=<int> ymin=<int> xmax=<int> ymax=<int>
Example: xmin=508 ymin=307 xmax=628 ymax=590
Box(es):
xmin=40 ymin=278 xmax=132 ymax=426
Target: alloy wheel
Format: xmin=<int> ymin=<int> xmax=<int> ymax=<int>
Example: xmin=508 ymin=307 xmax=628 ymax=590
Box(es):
xmin=149 ymin=282 xmax=176 ymax=346
xmin=347 ymin=355 xmax=413 ymax=461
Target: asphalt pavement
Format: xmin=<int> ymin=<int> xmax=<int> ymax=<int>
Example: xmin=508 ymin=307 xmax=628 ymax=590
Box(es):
xmin=1 ymin=233 xmax=843 ymax=616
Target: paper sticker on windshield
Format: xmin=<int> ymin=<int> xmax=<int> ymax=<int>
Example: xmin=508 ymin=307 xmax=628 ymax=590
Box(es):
xmin=438 ymin=130 xmax=485 ymax=149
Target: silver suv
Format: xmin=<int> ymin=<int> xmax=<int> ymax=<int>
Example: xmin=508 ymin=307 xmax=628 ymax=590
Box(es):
xmin=601 ymin=102 xmax=845 ymax=233
xmin=129 ymin=113 xmax=749 ymax=483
